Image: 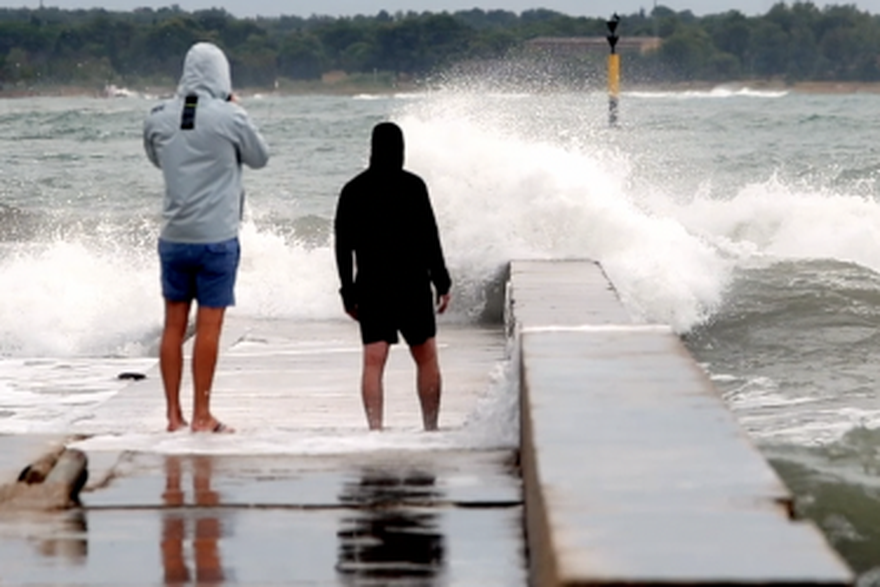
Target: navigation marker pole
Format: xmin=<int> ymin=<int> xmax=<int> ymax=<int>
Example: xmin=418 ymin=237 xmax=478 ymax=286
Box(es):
xmin=607 ymin=13 xmax=621 ymax=127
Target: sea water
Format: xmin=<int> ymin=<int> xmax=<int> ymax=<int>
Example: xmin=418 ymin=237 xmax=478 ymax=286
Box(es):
xmin=3 ymin=86 xmax=880 ymax=581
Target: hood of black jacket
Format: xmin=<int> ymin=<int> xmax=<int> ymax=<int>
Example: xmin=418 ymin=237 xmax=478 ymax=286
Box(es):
xmin=369 ymin=122 xmax=404 ymax=170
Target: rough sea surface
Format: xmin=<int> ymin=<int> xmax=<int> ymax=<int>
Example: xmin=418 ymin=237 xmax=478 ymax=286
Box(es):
xmin=3 ymin=84 xmax=880 ymax=582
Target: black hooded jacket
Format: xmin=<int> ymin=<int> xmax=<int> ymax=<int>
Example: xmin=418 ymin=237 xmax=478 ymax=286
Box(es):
xmin=334 ymin=122 xmax=451 ymax=312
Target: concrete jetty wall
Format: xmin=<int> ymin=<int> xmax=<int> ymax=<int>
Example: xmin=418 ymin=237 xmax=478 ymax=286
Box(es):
xmin=507 ymin=260 xmax=853 ymax=587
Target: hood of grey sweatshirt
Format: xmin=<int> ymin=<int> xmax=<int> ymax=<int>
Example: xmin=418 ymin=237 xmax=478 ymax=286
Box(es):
xmin=143 ymin=42 xmax=269 ymax=244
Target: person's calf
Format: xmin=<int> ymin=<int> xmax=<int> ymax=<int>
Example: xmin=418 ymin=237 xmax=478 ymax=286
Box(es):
xmin=361 ymin=342 xmax=390 ymax=430
xmin=419 ymin=385 xmax=440 ymax=431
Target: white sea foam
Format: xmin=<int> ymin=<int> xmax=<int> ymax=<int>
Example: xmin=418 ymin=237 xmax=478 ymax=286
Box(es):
xmin=0 ymin=222 xmax=342 ymax=358
xmin=742 ymin=407 xmax=880 ymax=447
xmin=236 ymin=221 xmax=340 ymax=320
xmin=68 ymin=425 xmax=508 ymax=456
xmin=397 ymin=97 xmax=732 ymax=332
xmin=0 ymin=239 xmax=159 ymax=357
xmin=6 ymin=91 xmax=859 ymax=361
xmin=627 ymin=87 xmax=789 ymax=99
xmin=668 ymin=182 xmax=880 ymax=274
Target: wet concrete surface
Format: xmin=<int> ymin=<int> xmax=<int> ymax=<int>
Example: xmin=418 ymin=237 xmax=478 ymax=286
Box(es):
xmin=2 ymin=506 xmax=524 ymax=586
xmin=510 ymin=260 xmax=853 ymax=586
xmin=66 ymin=319 xmax=510 ymax=438
xmin=0 ymin=444 xmax=526 ymax=586
xmin=0 ymin=316 xmax=525 ymax=585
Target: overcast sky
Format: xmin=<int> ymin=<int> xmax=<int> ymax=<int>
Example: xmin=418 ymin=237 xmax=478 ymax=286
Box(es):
xmin=3 ymin=0 xmax=880 ymax=18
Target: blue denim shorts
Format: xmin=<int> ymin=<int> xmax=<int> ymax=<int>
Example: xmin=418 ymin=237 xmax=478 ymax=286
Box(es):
xmin=158 ymin=237 xmax=240 ymax=308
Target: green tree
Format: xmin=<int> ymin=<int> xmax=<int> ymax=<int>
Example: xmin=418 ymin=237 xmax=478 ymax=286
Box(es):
xmin=138 ymin=16 xmax=204 ymax=78
xmin=658 ymin=25 xmax=715 ymax=79
xmin=746 ymin=19 xmax=789 ymax=76
xmin=652 ymin=5 xmax=681 ymax=37
xmin=219 ymin=19 xmax=265 ymax=49
xmin=278 ymin=32 xmax=324 ymax=79
xmin=787 ymin=24 xmax=819 ymax=79
xmin=374 ymin=19 xmax=421 ymax=73
xmin=0 ymin=20 xmax=53 ymax=55
xmin=6 ymin=3 xmax=880 ymax=89
xmin=339 ymin=41 xmax=376 ymax=73
xmin=231 ymin=34 xmax=277 ymax=86
xmin=706 ymin=11 xmax=751 ymax=64
xmin=706 ymin=52 xmax=741 ymax=78
xmin=318 ymin=18 xmax=368 ymax=59
xmin=5 ymin=47 xmax=36 ymax=82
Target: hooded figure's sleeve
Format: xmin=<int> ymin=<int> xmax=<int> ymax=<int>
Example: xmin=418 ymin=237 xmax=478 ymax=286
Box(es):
xmin=334 ymin=184 xmax=357 ymax=312
xmin=417 ymin=179 xmax=452 ymax=297
xmin=231 ymin=107 xmax=270 ymax=169
xmin=143 ymin=109 xmax=162 ymax=169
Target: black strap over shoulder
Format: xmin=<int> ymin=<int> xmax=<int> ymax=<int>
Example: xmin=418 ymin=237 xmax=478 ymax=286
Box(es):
xmin=180 ymin=94 xmax=198 ymax=130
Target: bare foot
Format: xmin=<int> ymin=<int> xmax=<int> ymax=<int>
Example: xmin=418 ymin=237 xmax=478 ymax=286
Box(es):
xmin=166 ymin=419 xmax=189 ymax=432
xmin=191 ymin=419 xmax=235 ymax=434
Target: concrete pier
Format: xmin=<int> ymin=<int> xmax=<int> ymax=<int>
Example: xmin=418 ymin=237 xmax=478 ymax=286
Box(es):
xmin=0 ymin=259 xmax=857 ymax=585
xmin=0 ymin=320 xmax=525 ymax=585
xmin=509 ymin=259 xmax=853 ymax=586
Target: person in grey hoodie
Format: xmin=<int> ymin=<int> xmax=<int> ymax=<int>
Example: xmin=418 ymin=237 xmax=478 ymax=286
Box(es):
xmin=144 ymin=42 xmax=269 ymax=433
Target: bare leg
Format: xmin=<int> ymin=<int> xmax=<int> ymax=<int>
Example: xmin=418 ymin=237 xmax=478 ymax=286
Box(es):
xmin=160 ymin=300 xmax=191 ymax=432
xmin=410 ymin=337 xmax=441 ymax=431
xmin=190 ymin=306 xmax=232 ymax=432
xmin=362 ymin=342 xmax=390 ymax=431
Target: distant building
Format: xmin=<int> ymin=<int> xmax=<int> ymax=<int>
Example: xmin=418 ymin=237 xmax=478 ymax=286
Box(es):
xmin=525 ymin=37 xmax=662 ymax=56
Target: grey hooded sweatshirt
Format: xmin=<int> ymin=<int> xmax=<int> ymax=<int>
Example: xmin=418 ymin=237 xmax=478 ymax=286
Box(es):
xmin=144 ymin=42 xmax=269 ymax=244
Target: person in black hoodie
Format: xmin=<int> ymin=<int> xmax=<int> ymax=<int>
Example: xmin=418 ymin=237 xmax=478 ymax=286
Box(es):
xmin=334 ymin=122 xmax=452 ymax=431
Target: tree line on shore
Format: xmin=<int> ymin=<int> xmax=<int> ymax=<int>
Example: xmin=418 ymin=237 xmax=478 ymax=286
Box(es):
xmin=1 ymin=2 xmax=879 ymax=91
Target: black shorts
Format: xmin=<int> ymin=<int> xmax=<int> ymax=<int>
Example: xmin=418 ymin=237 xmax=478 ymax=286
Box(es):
xmin=358 ymin=287 xmax=436 ymax=346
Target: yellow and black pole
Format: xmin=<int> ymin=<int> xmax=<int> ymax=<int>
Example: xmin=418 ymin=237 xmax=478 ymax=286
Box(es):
xmin=606 ymin=13 xmax=621 ymax=127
